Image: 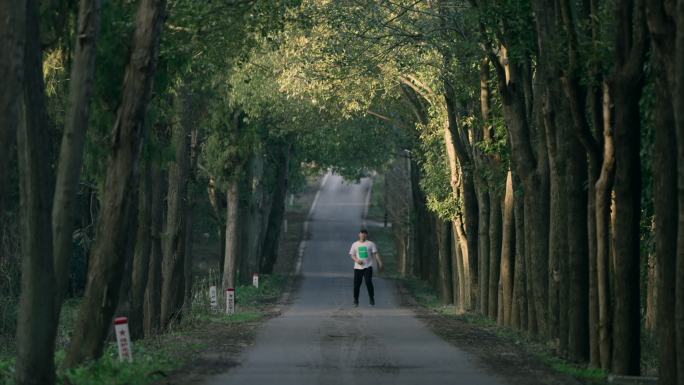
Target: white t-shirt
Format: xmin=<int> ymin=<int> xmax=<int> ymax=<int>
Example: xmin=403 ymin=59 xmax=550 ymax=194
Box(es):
xmin=349 ymin=240 xmax=378 ymax=270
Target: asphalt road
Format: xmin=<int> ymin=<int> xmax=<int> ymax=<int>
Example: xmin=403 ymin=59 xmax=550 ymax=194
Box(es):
xmin=205 ymin=173 xmax=506 ymax=385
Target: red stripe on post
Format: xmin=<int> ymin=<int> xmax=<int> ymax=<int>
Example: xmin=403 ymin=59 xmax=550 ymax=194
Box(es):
xmin=114 ymin=317 xmax=128 ymax=325
xmin=227 ymin=288 xmax=235 ymax=292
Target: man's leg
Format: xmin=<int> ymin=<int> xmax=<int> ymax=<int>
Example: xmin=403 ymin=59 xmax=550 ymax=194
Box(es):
xmin=364 ymin=267 xmax=375 ymax=305
xmin=353 ymin=269 xmax=363 ymax=305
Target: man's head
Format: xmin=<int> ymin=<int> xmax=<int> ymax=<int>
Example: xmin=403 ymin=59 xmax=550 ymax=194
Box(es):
xmin=359 ymin=228 xmax=368 ymax=241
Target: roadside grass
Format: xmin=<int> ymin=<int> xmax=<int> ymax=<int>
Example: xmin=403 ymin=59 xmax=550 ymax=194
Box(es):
xmin=368 ymin=173 xmax=610 ymax=384
xmin=1 ymin=175 xmax=317 ymax=385
xmin=394 ymin=257 xmax=609 ymax=383
xmin=0 ymin=274 xmax=290 ymax=385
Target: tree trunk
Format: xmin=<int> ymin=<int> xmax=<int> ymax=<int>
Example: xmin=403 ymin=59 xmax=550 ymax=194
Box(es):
xmin=222 ymin=181 xmax=240 ymax=290
xmin=437 ymin=218 xmax=453 ymax=303
xmin=462 ymin=173 xmax=480 ymax=311
xmin=610 ymin=77 xmax=644 ymax=376
xmin=443 ymin=118 xmax=478 ymax=310
xmin=587 ymin=159 xmax=601 ymax=367
xmin=613 ymin=83 xmax=641 ymax=368
xmin=511 ymin=175 xmax=527 ymax=331
xmin=610 ymin=0 xmax=647 ymax=371
xmin=0 ymin=0 xmax=24 ymax=215
xmin=182 ymin=126 xmax=199 ymax=316
xmin=645 ymin=1 xmax=677 ymax=382
xmin=566 ymin=134 xmax=589 ymax=362
xmin=242 ymin=153 xmax=265 ymax=283
xmin=488 ymin=189 xmax=502 ymax=319
xmin=161 ymin=90 xmax=192 ymax=328
xmin=493 ymin=51 xmax=549 ymax=336
xmin=476 ymin=184 xmax=490 ymax=315
xmin=144 ymin=163 xmax=164 ymax=336
xmin=544 ymin=103 xmax=567 ymax=348
xmin=673 ymin=1 xmax=684 ymax=382
xmin=260 ymin=144 xmax=290 ymax=274
xmin=596 ymin=83 xmax=615 ymax=371
xmin=451 ymin=221 xmax=465 ymax=307
xmin=130 ymin=160 xmax=152 ymax=339
xmin=15 ymin=1 xmax=58 ymax=382
xmin=645 ymin=250 xmax=657 ymax=331
xmin=183 ymin=197 xmax=194 ymax=314
xmin=500 ymin=171 xmax=515 ymax=326
xmin=65 ymin=0 xmax=166 ymax=367
xmin=52 ymin=0 xmax=102 ymax=316
xmin=237 ymin=162 xmax=252 ymax=285
xmin=113 ymin=184 xmax=140 ymax=324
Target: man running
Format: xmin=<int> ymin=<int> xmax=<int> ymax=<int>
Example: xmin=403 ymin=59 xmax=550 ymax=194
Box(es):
xmin=349 ymin=228 xmax=384 ymax=307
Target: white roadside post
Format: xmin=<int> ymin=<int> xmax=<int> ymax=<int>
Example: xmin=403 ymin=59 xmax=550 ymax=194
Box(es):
xmin=209 ymin=285 xmax=218 ymax=311
xmin=252 ymin=273 xmax=259 ymax=289
xmin=114 ymin=317 xmax=133 ymax=363
xmin=226 ymin=288 xmax=235 ymax=315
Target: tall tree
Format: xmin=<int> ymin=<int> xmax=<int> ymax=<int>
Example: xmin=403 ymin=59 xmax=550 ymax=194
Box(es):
xmin=499 ymin=171 xmax=515 ymax=326
xmin=673 ymin=1 xmax=684 ymax=382
xmin=0 ymin=0 xmax=24 ymax=214
xmin=52 ymin=0 xmax=102 ymax=317
xmin=161 ymin=88 xmax=192 ymax=328
xmin=645 ymin=2 xmax=677 ymax=381
xmin=65 ymin=0 xmax=167 ymax=366
xmin=609 ymin=0 xmax=648 ymax=374
xmin=259 ymin=142 xmax=291 ymax=274
xmin=14 ymin=1 xmax=58 ymax=383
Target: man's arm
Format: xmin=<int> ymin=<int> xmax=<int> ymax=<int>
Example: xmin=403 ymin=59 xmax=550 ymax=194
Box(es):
xmin=350 ymin=246 xmax=362 ymax=264
xmin=374 ymin=252 xmax=384 ymax=271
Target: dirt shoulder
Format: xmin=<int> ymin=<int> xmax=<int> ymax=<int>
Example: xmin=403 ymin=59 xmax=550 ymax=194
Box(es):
xmin=394 ymin=280 xmax=604 ymax=385
xmin=152 ymin=284 xmax=299 ymax=385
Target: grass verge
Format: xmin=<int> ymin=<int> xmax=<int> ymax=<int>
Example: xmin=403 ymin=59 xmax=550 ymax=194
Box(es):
xmin=0 ymin=274 xmax=290 ymax=385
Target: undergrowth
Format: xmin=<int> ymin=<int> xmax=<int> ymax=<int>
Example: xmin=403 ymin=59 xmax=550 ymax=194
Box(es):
xmin=0 ymin=274 xmax=290 ymax=385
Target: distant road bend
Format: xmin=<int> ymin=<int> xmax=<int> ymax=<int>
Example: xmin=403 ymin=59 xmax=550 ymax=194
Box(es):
xmin=205 ymin=173 xmax=506 ymax=385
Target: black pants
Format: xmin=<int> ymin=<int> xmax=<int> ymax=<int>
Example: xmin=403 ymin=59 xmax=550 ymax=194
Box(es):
xmin=353 ymin=267 xmax=374 ymax=301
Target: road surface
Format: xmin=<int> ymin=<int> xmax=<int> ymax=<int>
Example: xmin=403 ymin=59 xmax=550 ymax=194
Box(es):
xmin=205 ymin=174 xmax=506 ymax=385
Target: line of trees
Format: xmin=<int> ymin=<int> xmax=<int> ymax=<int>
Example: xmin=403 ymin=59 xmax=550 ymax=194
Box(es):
xmin=0 ymin=0 xmax=397 ymax=384
xmin=5 ymin=0 xmax=684 ymax=383
xmin=236 ymin=0 xmax=684 ymax=382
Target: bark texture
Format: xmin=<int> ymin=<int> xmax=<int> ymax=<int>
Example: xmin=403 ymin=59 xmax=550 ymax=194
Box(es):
xmin=161 ymin=90 xmax=192 ymax=328
xmin=52 ymin=0 xmax=102 ymax=315
xmin=130 ymin=160 xmax=152 ymax=339
xmin=144 ymin=164 xmax=164 ymax=336
xmin=222 ymin=181 xmax=240 ymax=290
xmin=0 ymin=0 xmax=24 ymax=213
xmin=259 ymin=143 xmax=290 ymax=274
xmin=647 ymin=0 xmax=684 ymax=385
xmin=500 ymin=171 xmax=515 ymax=326
xmin=65 ymin=0 xmax=166 ymax=366
xmin=15 ymin=1 xmax=58 ymax=383
xmin=609 ymin=0 xmax=647 ymax=374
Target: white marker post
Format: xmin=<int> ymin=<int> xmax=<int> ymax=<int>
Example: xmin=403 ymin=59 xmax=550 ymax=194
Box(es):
xmin=209 ymin=285 xmax=218 ymax=311
xmin=114 ymin=317 xmax=133 ymax=363
xmin=252 ymin=273 xmax=259 ymax=289
xmin=226 ymin=288 xmax=235 ymax=315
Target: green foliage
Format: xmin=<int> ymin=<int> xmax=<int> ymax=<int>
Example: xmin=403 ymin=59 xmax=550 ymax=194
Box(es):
xmin=59 ymin=342 xmax=179 ymax=385
xmin=235 ymin=274 xmax=289 ymax=308
xmin=418 ymin=121 xmax=459 ymax=220
xmin=0 ymin=355 xmax=14 ymax=385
